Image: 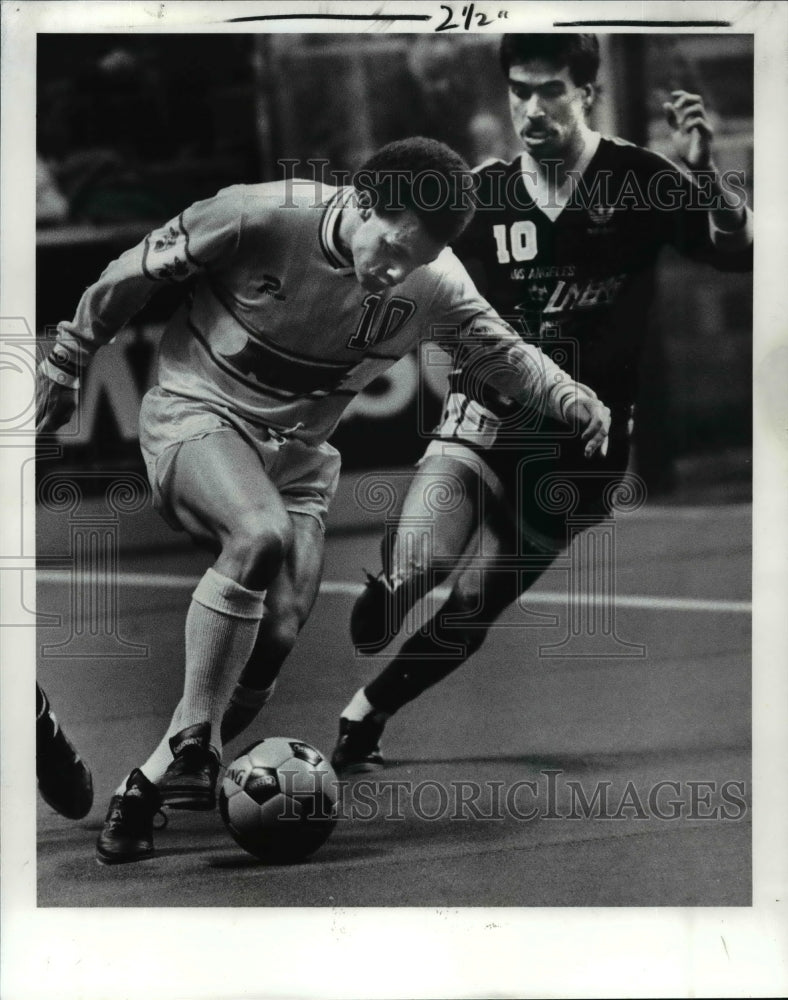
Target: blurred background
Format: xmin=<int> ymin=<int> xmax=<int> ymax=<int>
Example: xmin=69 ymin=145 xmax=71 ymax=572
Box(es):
xmin=36 ymin=32 xmax=753 ymax=506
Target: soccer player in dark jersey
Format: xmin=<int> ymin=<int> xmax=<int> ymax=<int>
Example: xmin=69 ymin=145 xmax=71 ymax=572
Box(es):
xmin=333 ymin=34 xmax=753 ymax=774
xmin=37 ymin=137 xmax=610 ymax=862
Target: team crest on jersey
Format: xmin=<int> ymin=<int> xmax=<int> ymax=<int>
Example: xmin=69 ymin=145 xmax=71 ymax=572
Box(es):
xmin=525 ymin=281 xmax=551 ymax=306
xmin=152 ymin=226 xmax=179 ymax=252
xmin=587 ymin=203 xmax=615 ymax=229
xmin=143 ymin=216 xmax=201 ymax=282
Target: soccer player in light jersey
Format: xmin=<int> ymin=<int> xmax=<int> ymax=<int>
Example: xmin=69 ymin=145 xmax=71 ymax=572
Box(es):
xmin=37 ymin=138 xmax=610 ymax=862
xmin=333 ymin=35 xmax=753 ymax=774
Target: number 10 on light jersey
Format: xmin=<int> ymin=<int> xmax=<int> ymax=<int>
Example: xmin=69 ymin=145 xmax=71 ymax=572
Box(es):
xmin=346 ymin=294 xmax=416 ymax=351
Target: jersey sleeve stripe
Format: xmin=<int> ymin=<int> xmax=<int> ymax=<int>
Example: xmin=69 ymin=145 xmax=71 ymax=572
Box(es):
xmin=178 ymin=211 xmax=200 ymax=267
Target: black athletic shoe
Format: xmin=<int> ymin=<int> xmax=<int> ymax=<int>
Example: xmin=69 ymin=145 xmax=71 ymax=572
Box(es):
xmin=158 ymin=722 xmax=220 ymax=810
xmin=96 ymin=769 xmax=163 ymax=865
xmin=350 ymin=572 xmax=409 ymax=654
xmin=331 ymin=715 xmax=387 ymax=776
xmin=36 ymin=689 xmax=93 ymax=820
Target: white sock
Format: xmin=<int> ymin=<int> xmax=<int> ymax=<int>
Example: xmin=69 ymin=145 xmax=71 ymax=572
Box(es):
xmin=112 ymin=573 xmax=266 ymax=795
xmin=180 ymin=568 xmax=266 ymax=761
xmin=221 ymin=681 xmax=277 ymax=743
xmin=112 ymin=700 xmax=185 ymax=794
xmin=342 ymin=687 xmax=387 ymax=722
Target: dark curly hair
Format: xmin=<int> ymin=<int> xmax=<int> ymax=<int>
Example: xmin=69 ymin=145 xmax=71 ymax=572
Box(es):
xmin=353 ymin=137 xmax=475 ymax=244
xmin=500 ymin=34 xmax=600 ymax=86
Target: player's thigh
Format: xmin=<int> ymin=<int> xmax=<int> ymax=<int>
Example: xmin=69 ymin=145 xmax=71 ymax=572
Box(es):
xmin=391 ymin=454 xmax=488 ymax=570
xmin=165 ymin=429 xmax=291 ymax=550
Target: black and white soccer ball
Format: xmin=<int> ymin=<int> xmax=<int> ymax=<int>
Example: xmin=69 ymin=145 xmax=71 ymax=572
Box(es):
xmin=219 ymin=737 xmax=338 ymax=863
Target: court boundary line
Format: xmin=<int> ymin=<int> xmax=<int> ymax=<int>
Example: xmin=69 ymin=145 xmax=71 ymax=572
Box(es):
xmin=34 ymin=570 xmax=751 ymax=614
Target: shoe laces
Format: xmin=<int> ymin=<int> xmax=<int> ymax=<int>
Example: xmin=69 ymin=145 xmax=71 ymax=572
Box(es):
xmin=104 ymin=799 xmax=130 ymax=832
xmin=106 ymin=789 xmax=161 ymax=833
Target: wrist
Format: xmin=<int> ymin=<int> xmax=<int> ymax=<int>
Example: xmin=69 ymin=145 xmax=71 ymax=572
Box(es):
xmin=40 ymin=332 xmax=92 ymax=389
xmin=554 ymin=384 xmax=587 ymax=424
xmin=683 ymin=160 xmax=747 ymax=231
xmin=40 ymin=357 xmax=79 ymax=389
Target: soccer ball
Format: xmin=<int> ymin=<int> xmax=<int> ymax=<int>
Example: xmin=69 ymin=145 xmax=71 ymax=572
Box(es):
xmin=219 ymin=737 xmax=338 ymax=863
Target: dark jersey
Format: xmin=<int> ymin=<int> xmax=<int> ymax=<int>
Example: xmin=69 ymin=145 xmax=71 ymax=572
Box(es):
xmin=445 ymin=134 xmax=752 ymax=442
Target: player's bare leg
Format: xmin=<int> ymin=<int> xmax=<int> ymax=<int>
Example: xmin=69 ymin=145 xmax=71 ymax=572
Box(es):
xmin=98 ymin=430 xmax=291 ymax=862
xmin=350 ymin=453 xmax=487 ymax=653
xmin=335 ymin=515 xmax=557 ymax=774
xmin=221 ymin=512 xmax=326 ymax=743
xmin=156 ymin=429 xmax=295 ymax=798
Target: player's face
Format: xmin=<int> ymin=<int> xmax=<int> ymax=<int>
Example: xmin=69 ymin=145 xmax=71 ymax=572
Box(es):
xmin=508 ymin=60 xmax=591 ymax=161
xmin=350 ymin=208 xmax=444 ymax=292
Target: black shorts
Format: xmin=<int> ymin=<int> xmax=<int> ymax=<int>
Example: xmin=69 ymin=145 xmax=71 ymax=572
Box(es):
xmin=433 ymin=429 xmax=631 ymax=553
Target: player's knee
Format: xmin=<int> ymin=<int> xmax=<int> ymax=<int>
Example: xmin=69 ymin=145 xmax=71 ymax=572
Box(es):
xmin=263 ymin=610 xmax=300 ymax=661
xmin=224 ymin=509 xmax=293 ymax=580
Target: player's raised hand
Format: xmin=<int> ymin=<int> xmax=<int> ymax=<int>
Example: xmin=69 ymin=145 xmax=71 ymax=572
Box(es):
xmin=663 ymin=90 xmax=714 ymax=170
xmin=567 ymin=395 xmax=611 ymax=458
xmin=36 ymin=366 xmax=77 ymax=433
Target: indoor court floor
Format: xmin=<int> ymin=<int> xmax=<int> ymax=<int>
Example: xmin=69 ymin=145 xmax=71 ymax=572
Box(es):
xmin=36 ymin=497 xmax=751 ymax=907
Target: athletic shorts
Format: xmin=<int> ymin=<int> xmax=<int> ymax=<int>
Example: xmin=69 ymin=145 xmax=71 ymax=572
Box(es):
xmin=139 ymin=386 xmax=341 ymax=533
xmin=420 ymin=429 xmax=631 ymax=554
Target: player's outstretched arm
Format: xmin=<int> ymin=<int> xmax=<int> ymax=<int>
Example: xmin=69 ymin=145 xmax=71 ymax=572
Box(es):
xmin=430 ymin=259 xmax=611 ymax=455
xmin=663 ymin=89 xmax=749 ymax=234
xmin=565 ymin=393 xmax=611 ymax=458
xmin=495 ymin=337 xmax=611 ymax=450
xmin=38 ymin=187 xmax=244 ymax=434
xmin=442 ymin=322 xmax=611 ymax=458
